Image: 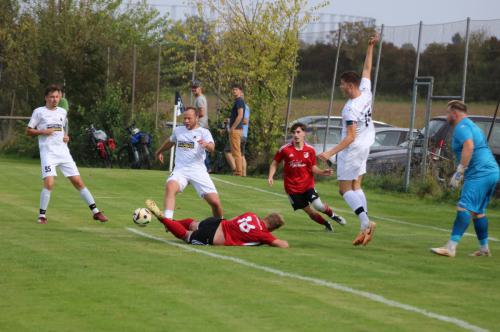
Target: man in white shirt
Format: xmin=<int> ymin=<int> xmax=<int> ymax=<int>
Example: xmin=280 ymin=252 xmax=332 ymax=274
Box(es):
xmin=155 ymin=106 xmax=223 ymax=220
xmin=27 ymin=85 xmax=108 ymax=224
xmin=319 ymin=35 xmax=379 ymax=246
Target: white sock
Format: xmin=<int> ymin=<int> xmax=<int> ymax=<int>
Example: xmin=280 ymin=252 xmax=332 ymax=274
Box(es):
xmin=164 ymin=210 xmax=174 ymax=219
xmin=480 ymin=244 xmax=489 ymax=252
xmin=355 ymin=189 xmax=367 ymax=212
xmin=79 ymin=187 xmax=99 ymax=214
xmin=343 ymin=190 xmax=370 ymax=230
xmin=39 ymin=188 xmax=51 ymax=216
xmin=447 ymin=240 xmax=458 ymax=251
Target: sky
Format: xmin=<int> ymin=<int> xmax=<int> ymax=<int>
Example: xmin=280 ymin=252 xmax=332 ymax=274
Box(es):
xmin=323 ymin=0 xmax=500 ymax=26
xmin=147 ymin=0 xmax=500 ymax=26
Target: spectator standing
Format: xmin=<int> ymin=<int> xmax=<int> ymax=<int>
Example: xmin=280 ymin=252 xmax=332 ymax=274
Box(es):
xmin=229 ymin=84 xmax=245 ymax=176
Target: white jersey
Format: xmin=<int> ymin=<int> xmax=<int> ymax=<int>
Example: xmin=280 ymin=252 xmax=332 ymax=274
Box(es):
xmin=341 ymin=78 xmax=375 ymax=148
xmin=170 ymin=125 xmax=214 ymax=170
xmin=28 ymin=106 xmax=73 ymax=164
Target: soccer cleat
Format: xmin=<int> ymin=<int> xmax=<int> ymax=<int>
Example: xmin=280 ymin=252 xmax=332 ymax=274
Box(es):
xmin=324 ymin=221 xmax=334 ymax=232
xmin=37 ymin=216 xmax=47 ymax=224
xmin=361 ymin=221 xmax=376 ymax=246
xmin=468 ymin=249 xmax=491 ymax=257
xmin=352 ymin=232 xmax=365 ymax=246
xmin=430 ymin=247 xmax=456 ymax=257
xmin=331 ymin=214 xmax=346 ymax=226
xmin=145 ymin=199 xmax=164 ymax=220
xmin=93 ymin=212 xmax=108 ymax=222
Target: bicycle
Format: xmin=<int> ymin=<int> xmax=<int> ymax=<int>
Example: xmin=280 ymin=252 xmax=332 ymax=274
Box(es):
xmin=116 ymin=123 xmax=153 ymax=169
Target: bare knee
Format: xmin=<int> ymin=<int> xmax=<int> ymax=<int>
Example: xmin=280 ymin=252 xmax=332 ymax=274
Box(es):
xmin=204 ymin=193 xmax=221 ymax=207
xmin=44 ymin=177 xmax=55 ymax=191
xmin=68 ymin=176 xmax=85 ymax=190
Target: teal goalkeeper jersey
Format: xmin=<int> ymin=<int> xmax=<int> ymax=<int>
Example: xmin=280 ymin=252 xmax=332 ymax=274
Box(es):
xmin=451 ymin=117 xmax=499 ymax=180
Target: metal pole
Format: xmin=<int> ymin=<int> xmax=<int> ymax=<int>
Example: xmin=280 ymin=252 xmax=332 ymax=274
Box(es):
xmin=155 ymin=45 xmax=161 ymax=130
xmin=403 ymin=21 xmax=423 ymax=191
xmin=106 ymin=46 xmax=110 ymax=86
xmin=461 ymin=17 xmax=471 ymax=101
xmin=284 ymin=55 xmax=297 ymax=143
xmin=487 ymin=97 xmax=500 ymax=142
xmin=169 ymin=105 xmax=178 ymax=172
xmin=421 ymin=78 xmax=434 ymax=176
xmin=131 ymin=44 xmax=137 ymax=119
xmin=322 ymin=26 xmax=343 ymax=152
xmin=371 ymin=24 xmax=384 ymax=108
xmin=7 ymin=90 xmax=16 ymax=139
xmin=190 ymin=47 xmax=197 ymax=104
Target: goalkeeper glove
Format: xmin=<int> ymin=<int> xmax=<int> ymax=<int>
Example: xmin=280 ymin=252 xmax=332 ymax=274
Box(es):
xmin=450 ymin=164 xmax=466 ymax=189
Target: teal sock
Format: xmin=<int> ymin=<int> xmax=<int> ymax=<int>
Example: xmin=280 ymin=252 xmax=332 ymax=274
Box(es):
xmin=450 ymin=210 xmax=471 ymax=243
xmin=473 ymin=216 xmax=488 ymax=248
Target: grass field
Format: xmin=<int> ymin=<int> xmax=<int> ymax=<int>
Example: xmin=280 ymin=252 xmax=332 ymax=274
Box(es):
xmin=1 ymin=156 xmax=499 ymax=332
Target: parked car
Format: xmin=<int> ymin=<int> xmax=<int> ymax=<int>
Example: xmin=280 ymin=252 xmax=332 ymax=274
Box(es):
xmin=290 ymin=115 xmax=392 ymax=129
xmin=419 ymin=115 xmax=500 ymax=165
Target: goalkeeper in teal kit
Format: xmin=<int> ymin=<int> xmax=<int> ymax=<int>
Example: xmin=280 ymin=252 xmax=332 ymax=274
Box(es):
xmin=431 ymin=100 xmax=499 ymax=257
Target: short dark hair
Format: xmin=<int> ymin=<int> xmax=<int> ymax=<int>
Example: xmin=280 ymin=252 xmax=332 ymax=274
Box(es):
xmin=231 ymin=83 xmax=243 ymax=91
xmin=184 ymin=106 xmax=199 ymax=116
xmin=191 ymin=80 xmax=202 ymax=88
xmin=340 ymin=71 xmax=361 ymax=86
xmin=290 ymin=122 xmax=306 ymax=133
xmin=45 ymin=84 xmax=62 ymax=96
xmin=447 ymin=100 xmax=467 ymax=113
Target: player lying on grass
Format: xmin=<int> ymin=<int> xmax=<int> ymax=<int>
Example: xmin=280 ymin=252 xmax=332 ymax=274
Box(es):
xmin=145 ymin=199 xmax=289 ymax=248
xmin=431 ymin=101 xmax=499 ymax=257
xmin=155 ymin=107 xmax=223 ymax=220
xmin=318 ymin=35 xmax=379 ymax=246
xmin=27 ymin=84 xmax=108 ymax=224
xmin=268 ymin=122 xmax=346 ymax=232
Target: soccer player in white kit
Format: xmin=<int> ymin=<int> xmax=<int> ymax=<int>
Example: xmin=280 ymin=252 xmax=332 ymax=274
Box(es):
xmin=319 ymin=35 xmax=379 ymax=246
xmin=27 ymin=85 xmax=108 ymax=224
xmin=155 ymin=106 xmax=223 ymax=220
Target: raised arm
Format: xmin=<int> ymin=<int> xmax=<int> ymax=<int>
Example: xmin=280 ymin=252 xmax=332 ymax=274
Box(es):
xmin=362 ymin=35 xmax=380 ymax=80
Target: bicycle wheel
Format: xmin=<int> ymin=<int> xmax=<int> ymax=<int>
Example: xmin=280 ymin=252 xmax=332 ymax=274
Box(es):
xmin=116 ymin=146 xmax=132 ymax=168
xmin=140 ymin=144 xmax=152 ymax=169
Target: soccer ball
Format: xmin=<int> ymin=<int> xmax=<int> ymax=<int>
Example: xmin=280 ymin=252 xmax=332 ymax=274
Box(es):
xmin=133 ymin=208 xmax=151 ymax=226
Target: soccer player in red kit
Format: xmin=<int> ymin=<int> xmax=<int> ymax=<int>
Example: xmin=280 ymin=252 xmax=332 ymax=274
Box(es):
xmin=145 ymin=199 xmax=289 ymax=248
xmin=268 ymin=122 xmax=346 ymax=232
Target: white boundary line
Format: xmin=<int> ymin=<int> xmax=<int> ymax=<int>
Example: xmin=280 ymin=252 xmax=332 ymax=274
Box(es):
xmin=126 ymin=227 xmax=488 ymax=332
xmin=211 ymin=177 xmax=499 ymax=242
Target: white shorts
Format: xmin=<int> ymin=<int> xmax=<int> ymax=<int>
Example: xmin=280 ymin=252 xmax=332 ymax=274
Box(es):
xmin=41 ymin=160 xmax=80 ymax=179
xmin=167 ymin=168 xmax=218 ymax=198
xmin=336 ymin=145 xmax=370 ymax=181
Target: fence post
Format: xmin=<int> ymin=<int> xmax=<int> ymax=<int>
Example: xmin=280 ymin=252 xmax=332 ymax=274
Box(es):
xmin=403 ymin=21 xmax=423 ymax=191
xmin=284 ymin=51 xmax=298 ymax=143
xmin=421 ymin=78 xmax=434 ymax=177
xmin=131 ymin=44 xmax=137 ymax=119
xmin=155 ymin=45 xmax=161 ymax=130
xmin=371 ymin=24 xmax=384 ymax=108
xmin=461 ymin=17 xmax=471 ymax=101
xmin=322 ymin=26 xmax=343 ymax=152
xmin=106 ymin=46 xmax=110 ymax=86
xmin=190 ymin=46 xmax=198 ymax=104
xmin=7 ymin=90 xmax=16 ymax=139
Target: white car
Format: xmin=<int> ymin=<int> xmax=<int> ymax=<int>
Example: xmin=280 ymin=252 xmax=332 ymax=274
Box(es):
xmin=290 ymin=116 xmax=392 ymax=129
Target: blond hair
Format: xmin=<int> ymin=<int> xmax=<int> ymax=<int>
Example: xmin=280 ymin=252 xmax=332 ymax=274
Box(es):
xmin=447 ymin=100 xmax=467 ymax=112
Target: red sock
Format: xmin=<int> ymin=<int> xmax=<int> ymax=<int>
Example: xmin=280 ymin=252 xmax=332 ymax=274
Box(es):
xmin=322 ymin=205 xmax=333 ymax=217
xmin=161 ymin=218 xmax=188 ymax=239
xmin=309 ymin=212 xmax=326 ymax=225
xmin=176 ymin=218 xmax=195 ymax=230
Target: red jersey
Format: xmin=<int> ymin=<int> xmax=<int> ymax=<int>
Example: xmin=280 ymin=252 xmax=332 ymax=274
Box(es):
xmin=221 ymin=212 xmax=277 ymax=246
xmin=273 ymin=142 xmax=316 ymax=194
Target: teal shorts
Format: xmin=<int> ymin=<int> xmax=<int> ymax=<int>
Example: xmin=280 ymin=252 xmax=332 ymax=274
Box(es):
xmin=458 ymin=172 xmax=499 ymax=214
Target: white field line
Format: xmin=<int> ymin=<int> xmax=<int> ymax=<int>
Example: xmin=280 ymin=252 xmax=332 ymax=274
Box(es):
xmin=126 ymin=227 xmax=488 ymax=332
xmin=211 ymin=177 xmax=499 ymax=242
